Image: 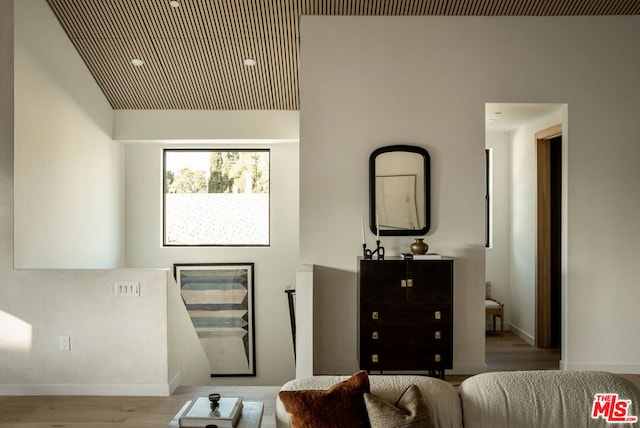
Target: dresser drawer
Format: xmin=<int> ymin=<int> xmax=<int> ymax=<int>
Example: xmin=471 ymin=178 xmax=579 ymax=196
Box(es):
xmin=361 ymin=324 xmax=452 ymax=346
xmin=361 ymin=345 xmax=452 ymax=371
xmin=361 ymin=305 xmax=452 ymax=325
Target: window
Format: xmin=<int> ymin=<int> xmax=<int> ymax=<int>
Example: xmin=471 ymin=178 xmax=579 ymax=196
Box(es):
xmin=163 ymin=149 xmax=270 ymax=246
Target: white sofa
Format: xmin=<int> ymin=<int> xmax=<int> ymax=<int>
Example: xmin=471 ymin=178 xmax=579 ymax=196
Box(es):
xmin=276 ymin=371 xmax=640 ymax=428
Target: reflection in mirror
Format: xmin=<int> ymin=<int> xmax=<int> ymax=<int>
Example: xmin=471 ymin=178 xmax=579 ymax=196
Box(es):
xmin=370 ymin=145 xmax=430 ymax=236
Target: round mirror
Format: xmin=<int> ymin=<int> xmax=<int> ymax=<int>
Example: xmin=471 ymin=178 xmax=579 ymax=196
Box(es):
xmin=370 ymin=145 xmax=430 ymax=236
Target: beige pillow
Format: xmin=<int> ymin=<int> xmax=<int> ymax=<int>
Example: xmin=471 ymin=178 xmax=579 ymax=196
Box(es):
xmin=364 ymin=384 xmax=434 ymax=428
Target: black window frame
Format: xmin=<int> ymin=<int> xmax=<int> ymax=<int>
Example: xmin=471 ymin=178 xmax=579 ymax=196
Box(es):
xmin=162 ymin=148 xmax=271 ymax=247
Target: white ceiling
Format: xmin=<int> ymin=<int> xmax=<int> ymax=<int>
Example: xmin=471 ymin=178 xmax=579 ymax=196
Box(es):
xmin=486 ymin=103 xmax=564 ymax=132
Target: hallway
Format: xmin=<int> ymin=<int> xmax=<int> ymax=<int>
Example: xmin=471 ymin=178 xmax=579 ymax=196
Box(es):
xmin=486 ymin=331 xmax=560 ymax=371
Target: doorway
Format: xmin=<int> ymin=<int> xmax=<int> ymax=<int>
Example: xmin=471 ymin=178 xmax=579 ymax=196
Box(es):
xmin=536 ymin=125 xmax=562 ymax=349
xmin=485 ymin=103 xmax=565 ymax=368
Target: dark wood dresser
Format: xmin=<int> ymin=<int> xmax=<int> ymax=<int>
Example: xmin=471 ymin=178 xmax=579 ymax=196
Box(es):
xmin=357 ymin=257 xmax=453 ymax=378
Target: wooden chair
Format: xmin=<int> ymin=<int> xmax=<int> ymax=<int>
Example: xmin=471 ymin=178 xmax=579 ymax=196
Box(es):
xmin=486 ymin=299 xmax=504 ymax=334
xmin=485 ymin=282 xmax=504 ymax=335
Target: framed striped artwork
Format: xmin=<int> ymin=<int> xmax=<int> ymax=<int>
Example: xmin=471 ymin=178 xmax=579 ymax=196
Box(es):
xmin=174 ymin=263 xmax=256 ymax=376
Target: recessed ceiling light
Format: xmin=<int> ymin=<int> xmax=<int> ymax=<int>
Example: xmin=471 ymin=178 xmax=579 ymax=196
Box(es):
xmin=243 ymin=58 xmax=257 ymax=67
xmin=169 ymin=1 xmax=180 ymax=7
xmin=131 ymin=58 xmax=144 ymax=67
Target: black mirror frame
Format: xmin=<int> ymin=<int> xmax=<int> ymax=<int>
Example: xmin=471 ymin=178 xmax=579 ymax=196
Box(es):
xmin=369 ymin=144 xmax=431 ymax=236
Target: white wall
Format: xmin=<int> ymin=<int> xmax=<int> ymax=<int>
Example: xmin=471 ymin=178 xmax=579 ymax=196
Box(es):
xmin=485 ymin=131 xmax=511 ymax=328
xmin=119 ymin=109 xmax=300 ymax=388
xmin=114 ymin=110 xmax=299 ymax=142
xmin=0 ymin=269 xmax=210 ymax=396
xmin=1 ymin=1 xmax=208 ymax=395
xmin=5 ymin=3 xmax=640 ymax=394
xmin=9 ymin=0 xmax=300 ymax=389
xmin=123 ymin=139 xmax=299 ymax=386
xmin=13 ymin=0 xmax=123 ymax=269
xmin=0 ymin=0 xmax=13 ymax=273
xmin=300 ymin=16 xmax=487 ymax=375
xmin=300 ymin=16 xmax=640 ymax=374
xmin=509 ymin=111 xmax=564 ymax=343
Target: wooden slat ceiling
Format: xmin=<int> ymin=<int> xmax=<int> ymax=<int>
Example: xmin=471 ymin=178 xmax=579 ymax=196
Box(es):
xmin=45 ymin=0 xmax=639 ymax=110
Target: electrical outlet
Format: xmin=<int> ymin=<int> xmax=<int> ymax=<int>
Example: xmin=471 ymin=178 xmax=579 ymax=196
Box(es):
xmin=60 ymin=336 xmax=71 ymax=351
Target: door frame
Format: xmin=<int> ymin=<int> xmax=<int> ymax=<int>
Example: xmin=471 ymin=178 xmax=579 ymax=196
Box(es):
xmin=535 ymin=124 xmax=562 ymax=348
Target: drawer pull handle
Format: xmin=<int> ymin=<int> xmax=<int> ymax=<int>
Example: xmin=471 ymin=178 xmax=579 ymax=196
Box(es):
xmin=435 ymin=354 xmax=441 ymax=362
xmin=434 ymin=311 xmax=441 ymax=320
xmin=401 ymin=279 xmax=414 ymax=288
xmin=372 ymin=331 xmax=379 ymax=340
xmin=435 ymin=331 xmax=441 ymax=340
xmin=372 ymin=311 xmax=379 ymax=320
xmin=372 ymin=354 xmax=379 ymax=363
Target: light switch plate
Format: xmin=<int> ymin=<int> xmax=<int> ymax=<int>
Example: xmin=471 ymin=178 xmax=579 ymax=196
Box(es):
xmin=113 ymin=281 xmax=140 ymax=296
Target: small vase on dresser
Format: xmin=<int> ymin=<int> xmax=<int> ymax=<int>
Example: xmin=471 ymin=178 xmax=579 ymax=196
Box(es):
xmin=410 ymin=238 xmax=429 ymax=255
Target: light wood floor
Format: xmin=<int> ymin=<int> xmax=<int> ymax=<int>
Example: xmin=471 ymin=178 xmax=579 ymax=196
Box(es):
xmin=1 ymin=333 xmax=638 ymax=427
xmin=483 ymin=330 xmax=640 ymax=390
xmin=485 ymin=330 xmax=561 ymax=371
xmin=0 ymin=385 xmax=281 ymax=428
xmin=444 ymin=330 xmax=563 ymax=387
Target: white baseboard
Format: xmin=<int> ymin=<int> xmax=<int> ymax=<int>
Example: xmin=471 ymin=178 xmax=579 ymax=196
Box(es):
xmin=0 ymin=383 xmax=171 ymax=396
xmin=508 ymin=323 xmax=535 ymax=346
xmin=561 ymin=362 xmax=640 ymax=374
xmin=168 ymin=372 xmax=181 ymax=394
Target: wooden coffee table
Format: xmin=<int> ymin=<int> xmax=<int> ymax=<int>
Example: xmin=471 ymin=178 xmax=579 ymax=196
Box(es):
xmin=167 ymin=400 xmax=264 ymax=428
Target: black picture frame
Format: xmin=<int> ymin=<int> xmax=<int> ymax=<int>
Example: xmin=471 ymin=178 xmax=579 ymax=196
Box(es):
xmin=174 ymin=263 xmax=256 ymax=377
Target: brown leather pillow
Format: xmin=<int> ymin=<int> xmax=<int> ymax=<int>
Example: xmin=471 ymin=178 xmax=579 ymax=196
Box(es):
xmin=278 ymin=370 xmax=371 ymax=428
